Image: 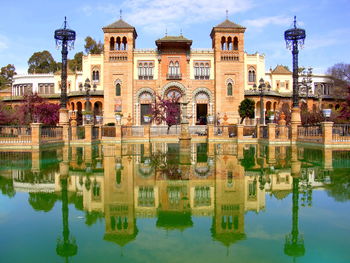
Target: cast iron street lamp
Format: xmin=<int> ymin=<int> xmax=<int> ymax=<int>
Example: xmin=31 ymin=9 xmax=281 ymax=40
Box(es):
xmin=284 ymin=16 xmax=306 ymax=121
xmin=253 ymin=78 xmax=271 ymax=125
xmin=300 ymin=67 xmax=313 ymax=124
xmin=54 ymin=17 xmax=76 ymax=123
xmin=79 ymin=78 xmax=96 ymax=124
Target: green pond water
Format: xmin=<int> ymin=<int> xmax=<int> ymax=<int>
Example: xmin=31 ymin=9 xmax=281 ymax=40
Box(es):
xmin=0 ymin=143 xmax=350 ymax=263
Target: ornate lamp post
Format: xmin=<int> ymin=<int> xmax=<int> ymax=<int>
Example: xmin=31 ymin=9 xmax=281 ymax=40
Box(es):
xmin=284 ymin=16 xmax=306 ymax=123
xmin=300 ymin=67 xmax=313 ymax=124
xmin=253 ymin=78 xmax=270 ymax=125
xmin=54 ymin=17 xmax=76 ymax=124
xmin=79 ymin=78 xmax=96 ymax=124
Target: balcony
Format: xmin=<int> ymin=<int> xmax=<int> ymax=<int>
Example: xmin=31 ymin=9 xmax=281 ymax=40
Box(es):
xmin=167 ymin=73 xmax=182 ymax=80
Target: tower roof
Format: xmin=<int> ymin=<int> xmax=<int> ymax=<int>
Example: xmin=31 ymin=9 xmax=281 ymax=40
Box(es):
xmin=155 ymin=35 xmax=192 ymax=49
xmin=215 ymin=19 xmax=245 ymax=29
xmin=103 ymin=19 xmax=134 ymax=29
xmin=102 ymin=19 xmax=137 ymax=38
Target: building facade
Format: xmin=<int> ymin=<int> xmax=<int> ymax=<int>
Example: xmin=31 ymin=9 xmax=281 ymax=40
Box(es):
xmin=4 ymin=17 xmax=339 ymax=125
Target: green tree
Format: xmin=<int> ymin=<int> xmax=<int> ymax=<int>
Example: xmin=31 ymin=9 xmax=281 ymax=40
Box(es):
xmin=28 ymin=50 xmax=58 ymax=73
xmin=238 ymin=98 xmax=255 ymax=124
xmin=0 ymin=64 xmax=16 ymax=89
xmin=326 ymin=63 xmax=350 ymax=99
xmin=68 ymin=52 xmax=83 ymax=72
xmin=84 ymin=36 xmax=103 ymax=54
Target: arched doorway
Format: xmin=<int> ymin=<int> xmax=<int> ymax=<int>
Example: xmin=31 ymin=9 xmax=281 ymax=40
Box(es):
xmin=195 ymin=92 xmax=209 ymax=125
xmin=139 ymin=91 xmax=153 ymax=125
xmin=94 ymin=101 xmax=103 ymax=124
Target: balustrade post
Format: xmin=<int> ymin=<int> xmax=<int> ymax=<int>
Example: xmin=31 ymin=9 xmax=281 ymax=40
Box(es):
xmin=144 ymin=124 xmax=151 ymax=141
xmin=115 ymin=124 xmax=122 ymax=142
xmin=267 ymin=123 xmax=276 ymax=141
xmin=62 ymin=124 xmax=70 ymax=145
xmin=98 ymin=125 xmax=102 ymax=140
xmin=71 ymin=120 xmax=77 ymax=141
xmin=222 ymin=126 xmax=229 ymax=138
xmin=84 ymin=124 xmax=93 ymax=143
xmin=256 ymin=124 xmax=261 ymax=139
xmin=236 ymin=124 xmax=244 ymax=140
xmin=30 ymin=123 xmax=42 ymax=147
xmin=208 ymin=124 xmax=214 ymax=140
xmin=321 ymin=121 xmax=333 ymax=145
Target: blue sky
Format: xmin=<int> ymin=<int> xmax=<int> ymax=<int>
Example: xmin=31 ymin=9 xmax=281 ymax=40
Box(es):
xmin=0 ymin=0 xmax=349 ymax=74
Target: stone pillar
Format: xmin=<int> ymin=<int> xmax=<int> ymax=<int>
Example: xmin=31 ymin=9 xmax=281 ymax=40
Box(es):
xmin=267 ymin=123 xmax=276 ymax=141
xmin=208 ymin=124 xmax=214 ymax=140
xmin=62 ymin=124 xmax=70 ymax=145
xmin=30 ymin=123 xmax=42 ymax=147
xmin=144 ymin=124 xmax=151 ymax=141
xmin=256 ymin=124 xmax=261 ymax=139
xmin=277 ymin=112 xmax=288 ymax=140
xmin=84 ymin=124 xmax=93 ymax=143
xmin=236 ymin=124 xmax=244 ymax=140
xmin=31 ymin=150 xmax=41 ymax=173
xmin=98 ymin=125 xmax=102 ymax=140
xmin=291 ymin=145 xmax=301 ymax=177
xmin=237 ymin=143 xmax=244 ymax=159
xmin=222 ymin=126 xmax=229 ymax=138
xmin=71 ymin=120 xmax=77 ymax=141
xmin=84 ymin=145 xmax=92 ymax=164
xmin=115 ymin=125 xmax=122 ymax=142
xmin=291 ymin=107 xmax=301 ymax=143
xmin=144 ymin=142 xmax=151 ymax=157
xmin=321 ymin=122 xmax=333 ymax=145
xmin=59 ymin=108 xmax=69 ymax=125
xmin=267 ymin=146 xmax=276 ymax=164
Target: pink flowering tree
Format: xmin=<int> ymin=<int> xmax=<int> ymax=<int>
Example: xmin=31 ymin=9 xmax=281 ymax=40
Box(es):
xmin=17 ymin=93 xmax=60 ymax=125
xmin=151 ymin=94 xmax=181 ymax=134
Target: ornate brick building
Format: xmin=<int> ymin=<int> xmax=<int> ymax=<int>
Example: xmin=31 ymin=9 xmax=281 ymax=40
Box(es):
xmin=5 ymin=17 xmax=338 ymax=125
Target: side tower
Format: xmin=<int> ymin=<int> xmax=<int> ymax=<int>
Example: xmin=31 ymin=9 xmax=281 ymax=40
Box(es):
xmin=210 ymin=18 xmax=246 ymax=123
xmin=102 ymin=18 xmax=137 ymax=124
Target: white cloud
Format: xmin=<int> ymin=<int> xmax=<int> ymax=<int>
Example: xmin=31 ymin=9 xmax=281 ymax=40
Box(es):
xmin=306 ymin=28 xmax=350 ymax=50
xmin=82 ymin=0 xmax=255 ymax=35
xmin=243 ymin=15 xmax=292 ymax=29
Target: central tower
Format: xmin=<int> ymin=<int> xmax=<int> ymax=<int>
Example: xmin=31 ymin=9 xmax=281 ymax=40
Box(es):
xmin=210 ymin=18 xmax=246 ymax=123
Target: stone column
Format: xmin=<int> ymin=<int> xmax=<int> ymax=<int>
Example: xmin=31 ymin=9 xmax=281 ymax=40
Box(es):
xmin=208 ymin=124 xmax=214 ymax=140
xmin=84 ymin=124 xmax=93 ymax=143
xmin=291 ymin=107 xmax=301 ymax=143
xmin=71 ymin=120 xmax=77 ymax=141
xmin=115 ymin=124 xmax=122 ymax=142
xmin=62 ymin=124 xmax=70 ymax=145
xmin=30 ymin=123 xmax=42 ymax=147
xmin=267 ymin=123 xmax=276 ymax=141
xmin=323 ymin=148 xmax=333 ymax=170
xmin=321 ymin=121 xmax=333 ymax=145
xmin=236 ymin=124 xmax=244 ymax=140
xmin=267 ymin=145 xmax=276 ymax=164
xmin=256 ymin=124 xmax=261 ymax=139
xmin=98 ymin=125 xmax=102 ymax=140
xmin=144 ymin=124 xmax=151 ymax=141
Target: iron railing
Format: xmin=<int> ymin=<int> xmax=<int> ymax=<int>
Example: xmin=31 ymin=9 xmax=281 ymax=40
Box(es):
xmin=122 ymin=126 xmax=144 ymax=137
xmin=189 ymin=126 xmax=207 ymax=136
xmin=41 ymin=126 xmax=63 ymax=142
xmin=102 ymin=126 xmax=116 ymax=137
xmin=77 ymin=126 xmax=85 ymax=140
xmin=243 ymin=126 xmax=256 ymax=138
xmin=260 ymin=126 xmax=268 ymax=139
xmin=298 ymin=125 xmax=322 ymax=138
xmin=150 ymin=126 xmax=180 ymax=136
xmin=332 ymin=124 xmax=350 ymax=142
xmin=92 ymin=126 xmax=99 ymax=139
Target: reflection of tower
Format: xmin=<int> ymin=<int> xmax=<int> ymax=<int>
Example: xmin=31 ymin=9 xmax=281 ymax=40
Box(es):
xmin=103 ymin=146 xmax=137 ymax=249
xmin=284 ymin=177 xmax=305 ymax=260
xmin=56 ymin=176 xmax=78 ymax=262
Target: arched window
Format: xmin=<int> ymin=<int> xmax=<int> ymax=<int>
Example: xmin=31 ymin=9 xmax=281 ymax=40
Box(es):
xmin=175 ymin=61 xmax=180 ymax=75
xmin=221 ymin=36 xmax=226 ymax=50
xmin=116 ymin=37 xmax=121 ymax=50
xmin=92 ymin=70 xmax=99 ymax=82
xmin=233 ymin=37 xmax=238 ymax=50
xmin=205 ymin=63 xmax=210 ymax=79
xmin=200 ymin=63 xmax=204 ymax=78
xmin=194 ymin=63 xmax=199 ymax=79
xmin=122 ymin=36 xmax=127 ymax=50
xmin=116 ymin=83 xmax=121 ymax=96
xmin=227 ymin=37 xmax=232 ymax=50
xmin=110 ymin=37 xmax=115 ymax=50
xmin=169 ymin=61 xmax=174 ymax=76
xmin=248 ymin=68 xmax=256 ymax=82
xmin=226 ymin=79 xmax=234 ymax=96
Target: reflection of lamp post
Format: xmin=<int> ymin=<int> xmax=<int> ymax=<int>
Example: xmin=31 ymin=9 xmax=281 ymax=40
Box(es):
xmin=284 ymin=177 xmax=305 ymax=260
xmin=253 ymin=78 xmax=271 ymax=125
xmin=284 ymin=16 xmax=306 ymax=123
xmin=56 ymin=176 xmax=78 ymax=262
xmin=54 ymin=17 xmax=76 ymax=124
xmin=79 ymin=78 xmax=96 ymax=124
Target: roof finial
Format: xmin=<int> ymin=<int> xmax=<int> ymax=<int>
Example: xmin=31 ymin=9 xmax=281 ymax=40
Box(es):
xmin=120 ymin=9 xmax=122 ymax=19
xmin=180 ymin=28 xmax=182 ymax=36
xmin=293 ymin=15 xmax=296 ymax=28
xmin=165 ymin=28 xmax=167 ymax=36
xmin=64 ymin=16 xmax=67 ymax=29
xmin=226 ymin=10 xmax=228 ymax=20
